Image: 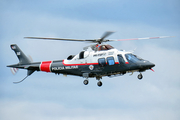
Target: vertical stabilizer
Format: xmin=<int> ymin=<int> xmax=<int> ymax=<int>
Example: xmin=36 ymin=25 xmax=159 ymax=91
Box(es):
xmin=10 ymin=44 xmax=31 ymax=64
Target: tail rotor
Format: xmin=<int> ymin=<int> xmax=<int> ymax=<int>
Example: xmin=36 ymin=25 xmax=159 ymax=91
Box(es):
xmin=10 ymin=68 xmax=19 ymax=75
xmin=8 ymin=44 xmax=36 ymax=84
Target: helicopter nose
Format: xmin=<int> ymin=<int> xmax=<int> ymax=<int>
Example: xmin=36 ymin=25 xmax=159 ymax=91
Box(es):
xmin=140 ymin=61 xmax=155 ymax=70
xmin=146 ymin=62 xmax=155 ymax=68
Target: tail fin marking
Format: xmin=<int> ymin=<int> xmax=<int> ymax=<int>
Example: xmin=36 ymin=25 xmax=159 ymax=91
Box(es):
xmin=11 ymin=44 xmax=31 ymax=64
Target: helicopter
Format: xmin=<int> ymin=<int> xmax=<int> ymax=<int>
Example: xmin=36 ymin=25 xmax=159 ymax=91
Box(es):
xmin=7 ymin=31 xmax=171 ymax=87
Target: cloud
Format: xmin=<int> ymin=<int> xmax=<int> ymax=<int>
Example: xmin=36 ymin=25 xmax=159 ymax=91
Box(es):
xmin=0 ymin=99 xmax=179 ymax=120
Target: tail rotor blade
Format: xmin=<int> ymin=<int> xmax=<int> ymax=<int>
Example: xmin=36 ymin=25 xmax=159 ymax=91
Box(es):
xmin=28 ymin=55 xmax=33 ymax=62
xmin=10 ymin=68 xmax=19 ymax=75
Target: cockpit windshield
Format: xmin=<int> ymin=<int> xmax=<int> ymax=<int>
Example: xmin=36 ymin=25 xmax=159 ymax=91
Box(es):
xmin=125 ymin=54 xmax=143 ymax=63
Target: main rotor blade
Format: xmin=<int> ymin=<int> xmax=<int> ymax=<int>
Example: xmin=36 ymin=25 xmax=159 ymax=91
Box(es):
xmin=114 ymin=36 xmax=174 ymax=41
xmin=25 ymin=37 xmax=95 ymax=42
xmin=100 ymin=31 xmax=115 ymax=40
xmin=25 ymin=35 xmax=174 ymax=44
xmin=25 ymin=32 xmax=115 ymax=44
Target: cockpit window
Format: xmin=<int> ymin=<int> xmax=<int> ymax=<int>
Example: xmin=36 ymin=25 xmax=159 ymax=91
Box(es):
xmin=125 ymin=54 xmax=143 ymax=63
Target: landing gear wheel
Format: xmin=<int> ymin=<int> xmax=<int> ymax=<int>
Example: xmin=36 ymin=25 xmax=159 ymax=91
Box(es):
xmin=97 ymin=81 xmax=102 ymax=87
xmin=138 ymin=73 xmax=143 ymax=80
xmin=83 ymin=80 xmax=89 ymax=85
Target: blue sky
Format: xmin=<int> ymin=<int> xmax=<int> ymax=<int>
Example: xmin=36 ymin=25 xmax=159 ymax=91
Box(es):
xmin=0 ymin=0 xmax=180 ymax=120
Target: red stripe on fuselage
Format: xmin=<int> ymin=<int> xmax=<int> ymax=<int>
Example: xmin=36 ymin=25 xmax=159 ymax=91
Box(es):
xmin=40 ymin=61 xmax=52 ymax=72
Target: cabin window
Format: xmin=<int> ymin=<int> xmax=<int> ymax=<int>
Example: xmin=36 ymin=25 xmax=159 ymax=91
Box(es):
xmin=107 ymin=57 xmax=115 ymax=65
xmin=98 ymin=58 xmax=106 ymax=67
xmin=117 ymin=54 xmax=125 ymax=64
xmin=79 ymin=51 xmax=85 ymax=59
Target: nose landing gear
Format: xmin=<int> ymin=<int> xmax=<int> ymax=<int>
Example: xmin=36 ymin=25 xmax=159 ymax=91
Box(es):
xmin=137 ymin=73 xmax=143 ymax=80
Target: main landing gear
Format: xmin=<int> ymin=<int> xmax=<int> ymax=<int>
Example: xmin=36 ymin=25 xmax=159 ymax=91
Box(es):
xmin=96 ymin=76 xmax=102 ymax=87
xmin=83 ymin=76 xmax=103 ymax=87
xmin=83 ymin=79 xmax=103 ymax=87
xmin=83 ymin=79 xmax=89 ymax=85
xmin=137 ymin=73 xmax=143 ymax=80
xmin=97 ymin=81 xmax=102 ymax=87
